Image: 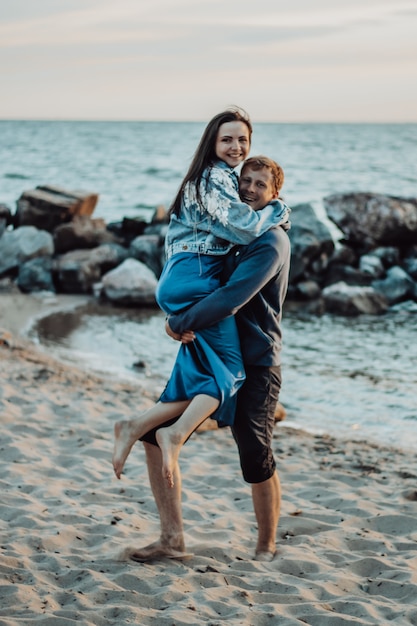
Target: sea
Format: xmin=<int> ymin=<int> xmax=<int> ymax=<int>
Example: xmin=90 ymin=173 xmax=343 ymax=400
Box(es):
xmin=1 ymin=120 xmax=416 ymax=452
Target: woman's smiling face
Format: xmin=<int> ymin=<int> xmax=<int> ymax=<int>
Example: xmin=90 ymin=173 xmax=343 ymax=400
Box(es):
xmin=215 ymin=121 xmax=251 ymax=168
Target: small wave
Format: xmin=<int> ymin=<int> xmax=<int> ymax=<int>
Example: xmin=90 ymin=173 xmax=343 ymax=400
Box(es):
xmin=144 ymin=167 xmax=165 ymax=176
xmin=4 ymin=172 xmax=30 ymax=180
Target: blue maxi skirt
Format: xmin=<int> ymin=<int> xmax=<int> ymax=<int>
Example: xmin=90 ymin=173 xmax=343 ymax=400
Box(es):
xmin=155 ymin=252 xmax=245 ymax=427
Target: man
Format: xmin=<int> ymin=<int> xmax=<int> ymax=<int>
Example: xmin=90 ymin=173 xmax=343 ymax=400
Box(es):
xmin=132 ymin=156 xmax=291 ymax=562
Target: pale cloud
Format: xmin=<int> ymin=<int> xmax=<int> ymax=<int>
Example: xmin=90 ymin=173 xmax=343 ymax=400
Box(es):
xmin=0 ymin=0 xmax=416 ymax=121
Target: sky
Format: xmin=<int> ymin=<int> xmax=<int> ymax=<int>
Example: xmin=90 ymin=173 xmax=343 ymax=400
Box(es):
xmin=1 ymin=0 xmax=416 ymax=122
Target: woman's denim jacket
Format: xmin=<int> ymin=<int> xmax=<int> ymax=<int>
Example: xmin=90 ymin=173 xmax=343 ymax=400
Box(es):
xmin=166 ymin=160 xmax=290 ymax=259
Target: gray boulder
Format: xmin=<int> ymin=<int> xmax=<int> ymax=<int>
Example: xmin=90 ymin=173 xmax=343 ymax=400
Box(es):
xmin=371 ymin=246 xmax=400 ymax=268
xmin=53 ymin=243 xmax=128 ymax=294
xmin=372 ymin=266 xmax=415 ymax=305
xmin=403 ymin=257 xmax=417 ymax=280
xmin=0 ymin=226 xmax=54 ymax=276
xmin=53 ymin=216 xmax=118 ymax=253
xmin=291 ymin=279 xmax=322 ymax=301
xmin=324 ymin=193 xmax=417 ymax=249
xmin=358 ymin=253 xmax=385 ymax=278
xmin=322 ymin=282 xmax=388 ymax=316
xmin=101 ymin=258 xmax=158 ymax=305
xmin=324 ymin=264 xmax=374 ymax=287
xmin=288 ymin=203 xmax=335 ymax=282
xmin=390 ymin=300 xmax=417 ymax=313
xmin=17 ymin=257 xmax=55 ymax=293
xmin=0 ymin=204 xmax=12 ymax=224
xmin=129 ymin=234 xmax=165 ymax=278
xmin=0 ymin=204 xmax=12 ymax=236
xmin=53 ymin=249 xmax=101 ymax=294
xmin=88 ymin=243 xmax=129 ymax=274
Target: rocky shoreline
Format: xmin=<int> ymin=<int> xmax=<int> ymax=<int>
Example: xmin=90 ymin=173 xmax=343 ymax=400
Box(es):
xmin=1 ymin=185 xmax=417 ymax=316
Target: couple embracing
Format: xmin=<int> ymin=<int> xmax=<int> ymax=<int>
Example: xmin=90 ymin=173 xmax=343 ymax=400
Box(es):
xmin=113 ymin=107 xmax=291 ymax=562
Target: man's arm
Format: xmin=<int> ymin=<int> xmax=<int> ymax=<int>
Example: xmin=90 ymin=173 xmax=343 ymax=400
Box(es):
xmin=168 ymin=228 xmax=290 ymax=335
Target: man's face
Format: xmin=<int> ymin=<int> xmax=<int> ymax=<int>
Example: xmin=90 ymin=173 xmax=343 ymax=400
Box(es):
xmin=239 ymin=166 xmax=276 ymax=211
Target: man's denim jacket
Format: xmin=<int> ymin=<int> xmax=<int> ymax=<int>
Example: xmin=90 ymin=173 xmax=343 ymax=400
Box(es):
xmin=166 ymin=160 xmax=290 ymax=259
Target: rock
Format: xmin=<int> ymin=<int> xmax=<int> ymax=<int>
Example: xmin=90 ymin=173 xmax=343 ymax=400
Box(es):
xmin=17 ymin=257 xmax=55 ymax=293
xmin=390 ymin=300 xmax=417 ymax=313
xmin=274 ymin=402 xmax=286 ymax=422
xmin=53 ymin=216 xmax=119 ymax=253
xmin=102 ymin=258 xmax=158 ymax=305
xmin=327 ymin=244 xmax=358 ymax=267
xmin=0 ymin=203 xmax=12 ymax=224
xmin=322 ymin=282 xmax=388 ymax=316
xmin=106 ymin=215 xmax=168 ymax=245
xmin=0 ymin=226 xmax=54 ymax=276
xmin=404 ymin=244 xmax=417 ymax=260
xmin=324 ymin=193 xmax=417 ymax=250
xmin=0 ymin=328 xmax=13 ymax=347
xmin=106 ymin=221 xmax=125 ymax=241
xmin=0 ymin=277 xmax=15 ymax=292
xmin=120 ymin=217 xmax=148 ymax=242
xmin=129 ymin=234 xmax=165 ymax=278
xmin=15 ymin=185 xmax=99 ymax=232
xmin=285 ymin=296 xmax=326 ymax=316
xmin=53 ymin=249 xmax=102 ymax=294
xmin=358 ymin=253 xmax=385 ymax=278
xmin=371 ymin=246 xmax=400 ymax=268
xmin=372 ymin=266 xmax=415 ymax=305
xmin=403 ymin=257 xmax=417 ymax=280
xmin=291 ymin=280 xmax=322 ymax=301
xmin=288 ymin=203 xmax=335 ymax=282
xmin=150 ymin=204 xmax=169 ymax=223
xmin=143 ymin=222 xmax=170 ymax=239
xmin=88 ymin=243 xmax=129 ymax=274
xmin=323 ymin=264 xmax=373 ymax=288
xmin=53 ymin=243 xmax=128 ymax=294
xmin=0 ymin=204 xmax=13 ymax=235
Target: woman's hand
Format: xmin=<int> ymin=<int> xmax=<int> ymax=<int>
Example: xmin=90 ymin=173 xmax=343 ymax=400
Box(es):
xmin=180 ymin=330 xmax=195 ymax=344
xmin=165 ymin=319 xmax=195 ymax=343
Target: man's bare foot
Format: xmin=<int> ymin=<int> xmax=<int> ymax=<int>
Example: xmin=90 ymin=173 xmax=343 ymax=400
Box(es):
xmin=254 ymin=550 xmax=277 ymax=562
xmin=155 ymin=427 xmax=182 ymax=488
xmin=129 ymin=540 xmax=193 ymax=562
xmin=113 ymin=420 xmax=140 ymax=479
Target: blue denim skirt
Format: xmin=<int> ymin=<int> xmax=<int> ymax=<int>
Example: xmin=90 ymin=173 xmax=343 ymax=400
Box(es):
xmin=155 ymin=252 xmax=245 ymax=427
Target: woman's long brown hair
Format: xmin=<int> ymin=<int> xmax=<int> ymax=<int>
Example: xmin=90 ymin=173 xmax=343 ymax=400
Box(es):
xmin=169 ymin=107 xmax=252 ymax=217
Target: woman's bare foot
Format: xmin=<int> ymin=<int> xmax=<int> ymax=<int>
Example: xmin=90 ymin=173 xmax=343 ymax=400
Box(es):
xmin=113 ymin=420 xmax=140 ymax=479
xmin=128 ymin=540 xmax=193 ymax=562
xmin=155 ymin=427 xmax=183 ymax=488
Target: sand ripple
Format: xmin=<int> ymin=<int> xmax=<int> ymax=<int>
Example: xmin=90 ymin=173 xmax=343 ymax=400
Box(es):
xmin=1 ymin=336 xmax=416 ymax=625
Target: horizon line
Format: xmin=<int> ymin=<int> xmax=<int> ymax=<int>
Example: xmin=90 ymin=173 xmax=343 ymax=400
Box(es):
xmin=1 ymin=117 xmax=416 ymax=125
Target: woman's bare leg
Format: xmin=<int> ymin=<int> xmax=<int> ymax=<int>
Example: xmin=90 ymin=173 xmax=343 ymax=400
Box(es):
xmin=156 ymin=394 xmax=219 ymax=488
xmin=113 ymin=400 xmax=190 ymax=478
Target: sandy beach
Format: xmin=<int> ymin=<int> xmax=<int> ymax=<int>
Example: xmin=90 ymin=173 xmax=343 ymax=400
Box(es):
xmin=1 ymin=293 xmax=416 ymax=625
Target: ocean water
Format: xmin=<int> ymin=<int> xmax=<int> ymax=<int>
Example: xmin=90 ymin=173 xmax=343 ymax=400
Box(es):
xmin=2 ymin=120 xmax=417 ymax=221
xmin=1 ymin=120 xmax=417 ymax=452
